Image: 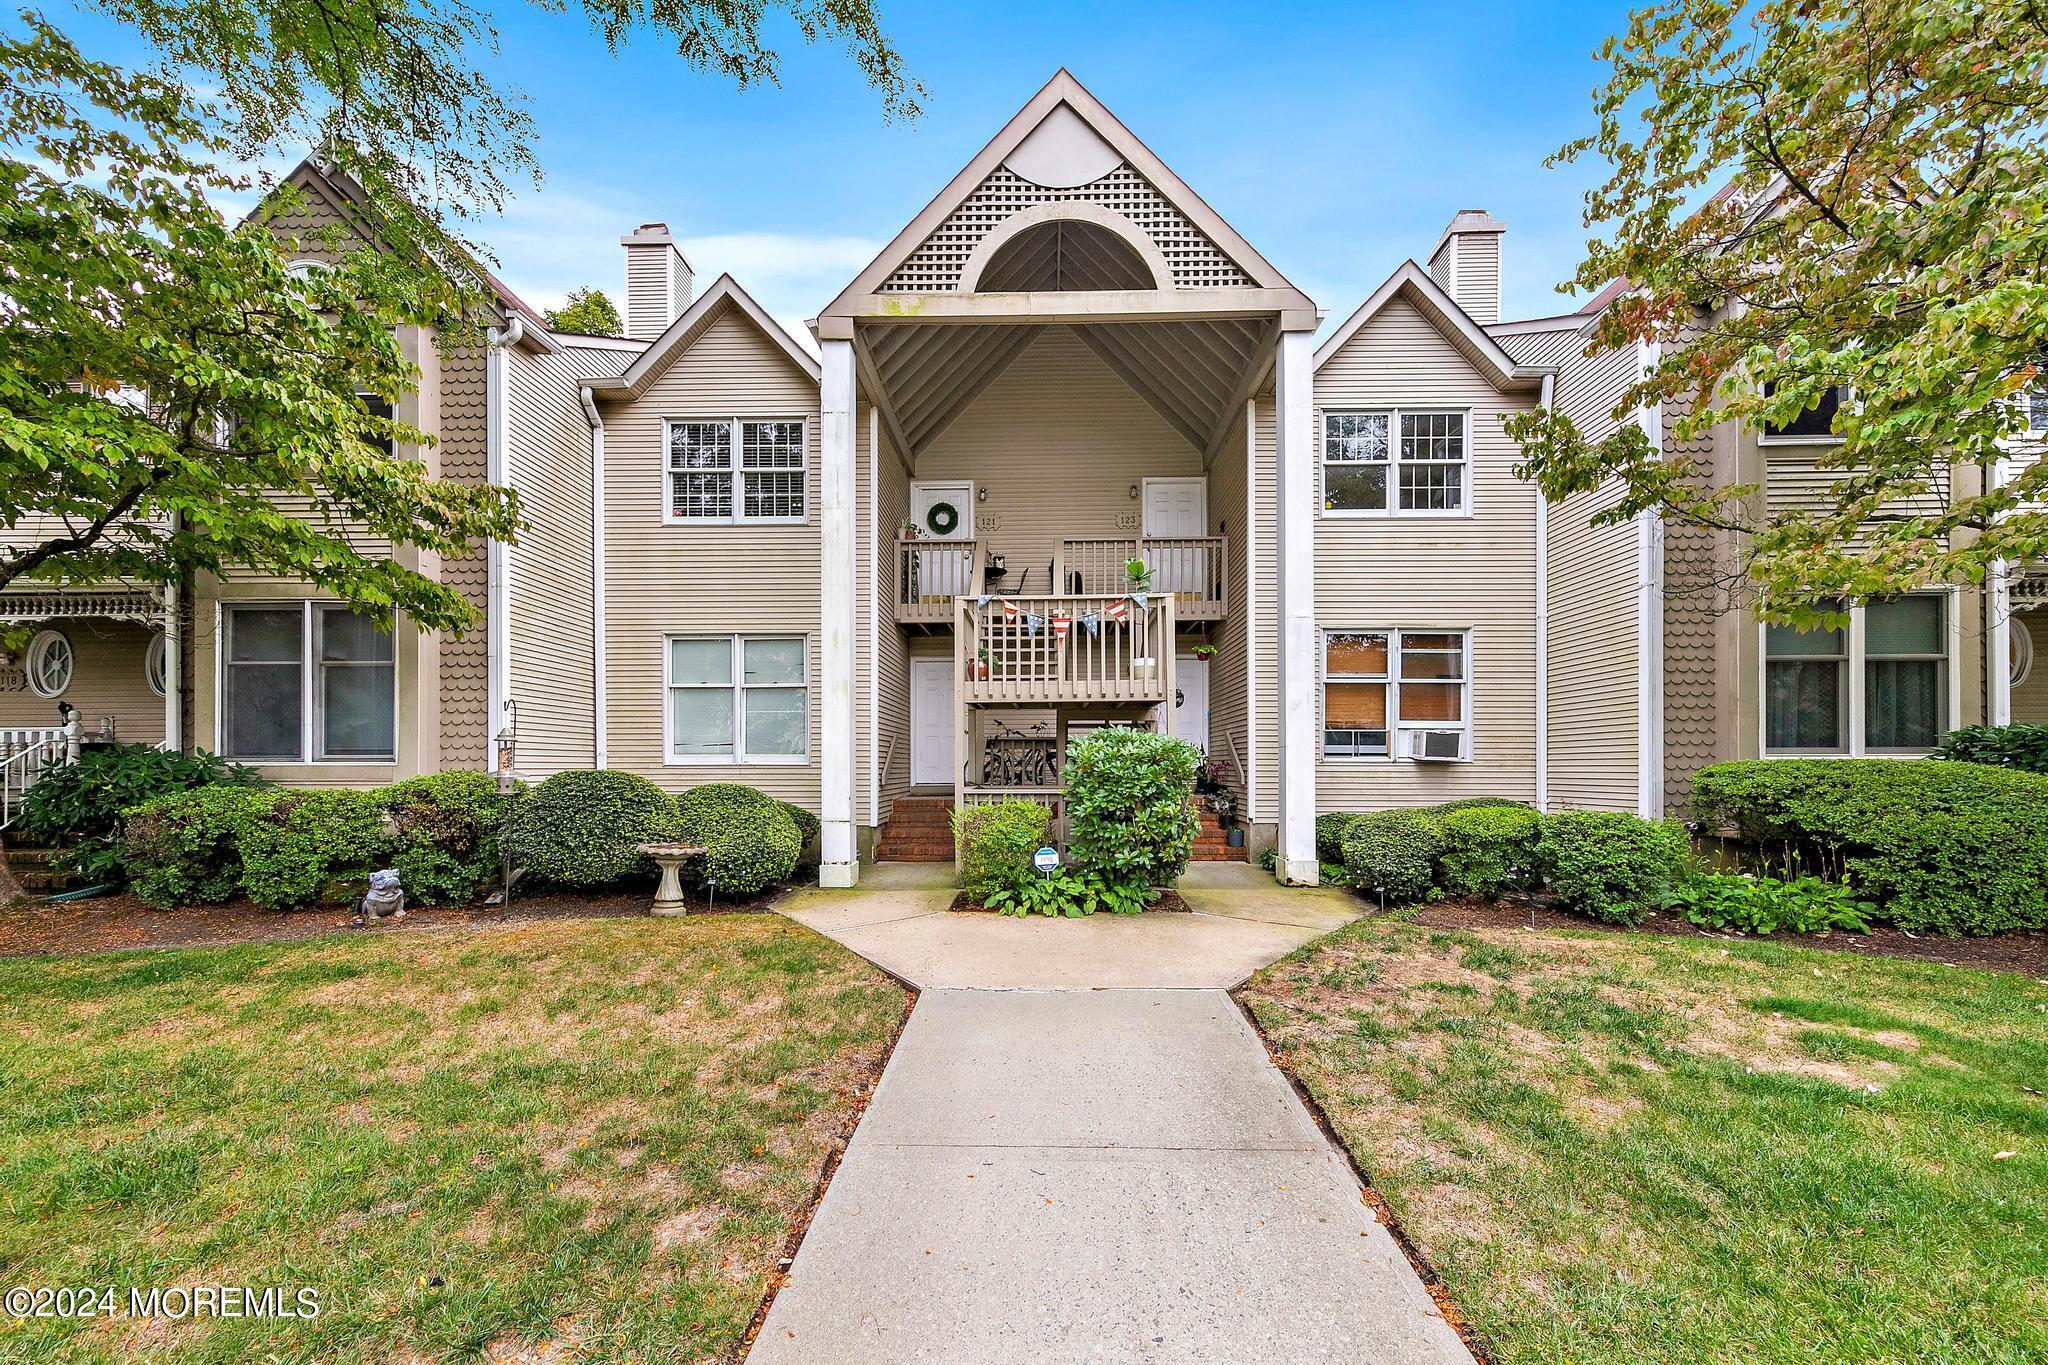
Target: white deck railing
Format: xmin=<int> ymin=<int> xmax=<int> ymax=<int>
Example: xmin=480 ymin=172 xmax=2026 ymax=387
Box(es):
xmin=1 ymin=724 xmax=78 ymax=830
xmin=895 ymin=537 xmax=982 ymax=624
xmin=1058 ymin=537 xmax=1226 ymax=620
xmin=957 ymin=593 xmax=1177 ymax=704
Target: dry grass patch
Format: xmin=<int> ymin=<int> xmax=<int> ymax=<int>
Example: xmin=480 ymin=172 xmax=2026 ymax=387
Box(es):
xmin=1243 ymin=918 xmax=2048 ymax=1365
xmin=0 ymin=914 xmax=904 ymax=1364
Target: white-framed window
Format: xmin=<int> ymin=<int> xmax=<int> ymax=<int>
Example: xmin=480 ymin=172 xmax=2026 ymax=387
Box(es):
xmin=1763 ymin=594 xmax=1954 ymax=755
xmin=2028 ymin=386 xmax=2048 ymax=435
xmin=665 ymin=635 xmax=807 ymax=764
xmin=1321 ymin=629 xmax=1471 ymax=758
xmin=665 ymin=418 xmax=807 ymax=523
xmin=221 ymin=603 xmax=395 ymax=763
xmin=24 ymin=629 xmax=73 ymax=700
xmin=145 ymin=632 xmax=168 ymax=698
xmin=357 ymin=392 xmax=395 ymax=457
xmin=1760 ymin=382 xmax=1845 ymax=444
xmin=1321 ymin=409 xmax=1469 ymax=514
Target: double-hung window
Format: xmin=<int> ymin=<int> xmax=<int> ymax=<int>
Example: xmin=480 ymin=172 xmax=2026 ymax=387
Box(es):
xmin=666 ymin=418 xmax=807 ymax=523
xmin=1321 ymin=629 xmax=1471 ymax=758
xmin=222 ymin=603 xmax=395 ymax=763
xmin=1321 ymin=409 xmax=1468 ymax=513
xmin=1764 ymin=595 xmax=1951 ymax=754
xmin=666 ymin=635 xmax=807 ymax=763
xmin=1760 ymin=382 xmax=1844 ymax=443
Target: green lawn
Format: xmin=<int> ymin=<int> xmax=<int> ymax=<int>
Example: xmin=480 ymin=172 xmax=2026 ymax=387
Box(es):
xmin=1243 ymin=919 xmax=2048 ymax=1365
xmin=0 ymin=916 xmax=904 ymax=1364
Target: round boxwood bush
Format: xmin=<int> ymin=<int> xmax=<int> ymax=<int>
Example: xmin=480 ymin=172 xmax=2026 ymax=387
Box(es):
xmin=781 ymin=801 xmax=821 ymax=856
xmin=380 ymin=771 xmax=518 ymax=907
xmin=1438 ymin=805 xmax=1543 ymax=898
xmin=1536 ymin=810 xmax=1690 ymax=927
xmin=123 ymin=785 xmax=283 ymax=908
xmin=1315 ymin=813 xmax=1364 ymax=865
xmin=675 ymin=783 xmax=801 ymax=897
xmin=1342 ymin=810 xmax=1446 ymax=904
xmin=239 ymin=789 xmax=396 ymax=911
xmin=502 ymin=770 xmax=677 ymax=888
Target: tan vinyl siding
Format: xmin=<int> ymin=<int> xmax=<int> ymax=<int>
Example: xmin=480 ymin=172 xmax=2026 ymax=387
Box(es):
xmin=1206 ymin=402 xmax=1252 ymax=812
xmin=2013 ymin=606 xmax=2048 ymax=723
xmin=872 ymin=420 xmax=913 ymax=815
xmin=504 ymin=346 xmax=600 ymax=775
xmin=1250 ymin=396 xmax=1278 ymax=822
xmin=596 ymin=303 xmax=822 ymax=805
xmin=1451 ymin=238 xmax=1500 ymax=326
xmin=1312 ymin=295 xmax=1540 ymax=811
xmin=0 ymin=620 xmax=163 ymax=742
xmin=915 ymin=327 xmax=1205 ymax=582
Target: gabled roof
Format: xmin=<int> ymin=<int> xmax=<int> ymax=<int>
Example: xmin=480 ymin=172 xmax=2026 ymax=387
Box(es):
xmin=1315 ymin=261 xmax=1548 ymax=391
xmin=821 ymin=69 xmax=1310 ymax=317
xmin=586 ymin=274 xmax=821 ymax=399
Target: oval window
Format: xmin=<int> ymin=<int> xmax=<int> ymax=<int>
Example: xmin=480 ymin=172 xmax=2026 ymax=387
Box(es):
xmin=146 ymin=632 xmax=168 ymax=698
xmin=25 ymin=629 xmax=74 ymax=699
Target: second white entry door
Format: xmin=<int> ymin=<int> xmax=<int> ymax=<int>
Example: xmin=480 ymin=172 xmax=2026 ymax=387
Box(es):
xmin=910 ymin=659 xmax=956 ymax=788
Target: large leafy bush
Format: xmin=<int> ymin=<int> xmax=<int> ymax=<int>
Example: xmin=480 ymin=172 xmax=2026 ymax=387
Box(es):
xmin=1064 ymin=728 xmax=1201 ymax=891
xmin=1933 ymin=724 xmax=2048 ymax=774
xmin=1692 ymin=759 xmax=2048 ymax=934
xmin=1315 ymin=813 xmax=1364 ymax=865
xmin=1667 ymin=871 xmax=1872 ymax=935
xmin=380 ymin=771 xmax=516 ymax=907
xmin=1341 ymin=810 xmax=1447 ymax=904
xmin=1536 ymin=811 xmax=1689 ymax=927
xmin=674 ymin=783 xmax=800 ymax=897
xmin=1438 ymin=805 xmax=1543 ymax=898
xmin=20 ymin=744 xmax=263 ymax=885
xmin=953 ymin=799 xmax=1052 ymax=904
xmin=502 ymin=770 xmax=676 ymax=888
xmin=239 ymin=789 xmax=395 ymax=911
xmin=123 ymin=785 xmax=283 ymax=908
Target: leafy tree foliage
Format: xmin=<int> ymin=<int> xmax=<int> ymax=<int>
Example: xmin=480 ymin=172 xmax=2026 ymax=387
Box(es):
xmin=1506 ymin=0 xmax=2048 ymax=622
xmin=544 ymin=287 xmax=624 ymax=337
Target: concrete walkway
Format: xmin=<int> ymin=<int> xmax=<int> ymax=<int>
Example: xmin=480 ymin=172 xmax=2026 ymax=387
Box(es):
xmin=753 ymin=864 xmax=1473 ymax=1365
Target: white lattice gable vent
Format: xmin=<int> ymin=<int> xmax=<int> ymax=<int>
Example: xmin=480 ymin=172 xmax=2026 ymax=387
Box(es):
xmin=880 ymin=159 xmax=1255 ymax=293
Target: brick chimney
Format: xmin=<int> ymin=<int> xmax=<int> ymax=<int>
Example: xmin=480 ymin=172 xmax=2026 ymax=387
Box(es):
xmin=1426 ymin=209 xmax=1505 ymax=325
xmin=620 ymin=223 xmax=693 ymax=340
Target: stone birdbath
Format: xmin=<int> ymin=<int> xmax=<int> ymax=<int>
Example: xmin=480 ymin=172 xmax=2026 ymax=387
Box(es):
xmin=638 ymin=843 xmax=706 ymax=916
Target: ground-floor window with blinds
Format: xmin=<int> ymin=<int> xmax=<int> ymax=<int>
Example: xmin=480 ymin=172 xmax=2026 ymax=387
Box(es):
xmin=1764 ymin=595 xmax=1949 ymax=754
xmin=1321 ymin=629 xmax=1470 ymax=759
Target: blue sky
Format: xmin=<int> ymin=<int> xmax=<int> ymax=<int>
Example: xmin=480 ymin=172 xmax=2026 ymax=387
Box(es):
xmin=60 ymin=0 xmax=1637 ymax=339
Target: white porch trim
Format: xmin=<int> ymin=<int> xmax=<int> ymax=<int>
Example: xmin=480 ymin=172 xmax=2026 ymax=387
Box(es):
xmin=818 ymin=339 xmax=860 ymax=886
xmin=1274 ymin=327 xmax=1318 ymax=884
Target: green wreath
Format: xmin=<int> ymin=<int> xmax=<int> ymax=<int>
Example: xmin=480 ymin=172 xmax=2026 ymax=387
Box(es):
xmin=925 ymin=501 xmax=960 ymax=536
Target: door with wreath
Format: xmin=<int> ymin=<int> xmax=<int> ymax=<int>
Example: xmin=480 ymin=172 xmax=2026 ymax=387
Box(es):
xmin=908 ymin=481 xmax=975 ymax=603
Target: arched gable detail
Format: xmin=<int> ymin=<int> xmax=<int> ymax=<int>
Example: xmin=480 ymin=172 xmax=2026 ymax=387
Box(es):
xmin=956 ymin=201 xmax=1172 ymax=293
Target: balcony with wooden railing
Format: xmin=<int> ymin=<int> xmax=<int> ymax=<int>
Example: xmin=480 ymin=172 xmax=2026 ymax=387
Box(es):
xmin=957 ymin=594 xmax=1177 ymax=705
xmin=1058 ymin=537 xmax=1226 ymax=621
xmin=895 ymin=537 xmax=981 ymax=624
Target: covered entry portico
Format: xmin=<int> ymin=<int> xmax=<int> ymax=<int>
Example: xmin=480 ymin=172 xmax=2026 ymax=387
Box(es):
xmin=809 ymin=70 xmax=1323 ymax=887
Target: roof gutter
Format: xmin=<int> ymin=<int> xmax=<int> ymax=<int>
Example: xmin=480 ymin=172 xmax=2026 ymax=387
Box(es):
xmin=581 ymin=383 xmax=608 ymax=768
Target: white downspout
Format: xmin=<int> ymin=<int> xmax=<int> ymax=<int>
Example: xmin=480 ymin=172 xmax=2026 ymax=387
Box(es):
xmin=1988 ymin=456 xmax=2014 ymax=726
xmin=1534 ymin=372 xmax=1551 ymax=813
xmin=485 ymin=315 xmax=522 ymax=769
xmin=582 ymin=383 xmax=609 ymax=767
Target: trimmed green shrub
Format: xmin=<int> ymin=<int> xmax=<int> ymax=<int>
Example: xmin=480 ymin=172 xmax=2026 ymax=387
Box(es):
xmin=1536 ymin=810 xmax=1689 ymax=927
xmin=503 ymin=770 xmax=677 ymax=888
xmin=1064 ymin=728 xmax=1201 ymax=891
xmin=674 ymin=783 xmax=801 ymax=897
xmin=123 ymin=785 xmax=283 ymax=908
xmin=1692 ymin=758 xmax=2048 ymax=934
xmin=953 ymin=800 xmax=1052 ymax=903
xmin=1934 ymin=724 xmax=2048 ymax=774
xmin=239 ymin=789 xmax=395 ymax=911
xmin=1341 ymin=810 xmax=1446 ymax=904
xmin=379 ymin=771 xmax=516 ymax=907
xmin=782 ymin=802 xmax=822 ymax=858
xmin=21 ymin=744 xmax=265 ymax=886
xmin=1438 ymin=806 xmax=1544 ymax=898
xmin=1315 ymin=813 xmax=1364 ymax=865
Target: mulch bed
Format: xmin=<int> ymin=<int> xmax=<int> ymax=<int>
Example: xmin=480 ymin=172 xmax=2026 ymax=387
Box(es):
xmin=947 ymin=888 xmax=1192 ymax=914
xmin=1397 ymin=893 xmax=2048 ymax=978
xmin=0 ymin=883 xmax=782 ymax=959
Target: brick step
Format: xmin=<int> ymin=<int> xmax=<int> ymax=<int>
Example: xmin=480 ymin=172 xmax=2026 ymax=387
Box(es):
xmin=1190 ymin=844 xmax=1249 ymax=862
xmin=2 ymin=845 xmax=70 ymax=867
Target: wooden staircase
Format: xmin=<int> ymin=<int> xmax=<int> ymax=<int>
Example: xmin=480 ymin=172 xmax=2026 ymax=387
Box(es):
xmin=1191 ymin=802 xmax=1247 ymax=862
xmin=875 ymin=798 xmax=957 ymax=862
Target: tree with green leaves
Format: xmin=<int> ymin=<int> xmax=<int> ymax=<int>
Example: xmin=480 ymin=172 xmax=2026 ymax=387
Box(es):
xmin=1 ymin=0 xmax=917 ymax=631
xmin=1506 ymin=0 xmax=2048 ymax=623
xmin=545 ymin=287 xmax=625 ymax=337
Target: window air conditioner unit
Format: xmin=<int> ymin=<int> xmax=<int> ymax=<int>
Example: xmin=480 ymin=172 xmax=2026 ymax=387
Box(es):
xmin=1407 ymin=729 xmax=1465 ymax=762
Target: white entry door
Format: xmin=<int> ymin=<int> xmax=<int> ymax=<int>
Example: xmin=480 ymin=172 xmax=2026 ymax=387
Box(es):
xmin=1143 ymin=478 xmax=1206 ymax=537
xmin=910 ymin=659 xmax=956 ymax=787
xmin=910 ymin=481 xmax=974 ymax=539
xmin=1174 ymin=656 xmax=1210 ymax=753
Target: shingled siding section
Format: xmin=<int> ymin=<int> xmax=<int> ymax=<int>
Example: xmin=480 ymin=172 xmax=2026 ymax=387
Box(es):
xmin=438 ymin=345 xmax=491 ymax=769
xmin=1660 ymin=333 xmax=1728 ymax=811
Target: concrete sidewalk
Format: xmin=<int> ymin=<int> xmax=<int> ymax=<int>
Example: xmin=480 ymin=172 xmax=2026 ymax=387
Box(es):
xmin=752 ymin=865 xmax=1473 ymax=1364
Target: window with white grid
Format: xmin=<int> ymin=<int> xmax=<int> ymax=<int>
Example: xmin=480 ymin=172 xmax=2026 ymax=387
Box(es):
xmin=1320 ymin=409 xmax=1470 ymax=516
xmin=667 ymin=421 xmax=733 ymax=520
xmin=741 ymin=420 xmax=807 ymax=520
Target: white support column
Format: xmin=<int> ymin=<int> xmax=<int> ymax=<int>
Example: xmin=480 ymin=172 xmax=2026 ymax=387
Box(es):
xmin=1274 ymin=327 xmax=1318 ymax=885
xmin=162 ymin=580 xmax=182 ymax=751
xmin=1991 ymin=561 xmax=2014 ymax=727
xmin=819 ymin=339 xmax=860 ymax=887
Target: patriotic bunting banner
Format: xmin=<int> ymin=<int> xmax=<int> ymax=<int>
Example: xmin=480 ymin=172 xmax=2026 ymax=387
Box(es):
xmin=1105 ymin=597 xmax=1128 ymax=624
xmin=1051 ymin=613 xmax=1071 ymax=643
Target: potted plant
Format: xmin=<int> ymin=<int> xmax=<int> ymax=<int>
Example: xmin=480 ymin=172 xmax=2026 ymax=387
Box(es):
xmin=971 ymin=647 xmax=992 ymax=681
xmin=1191 ymin=642 xmax=1217 ymax=662
xmin=899 ymin=520 xmax=920 ymax=540
xmin=1124 ymin=556 xmax=1153 ymax=593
